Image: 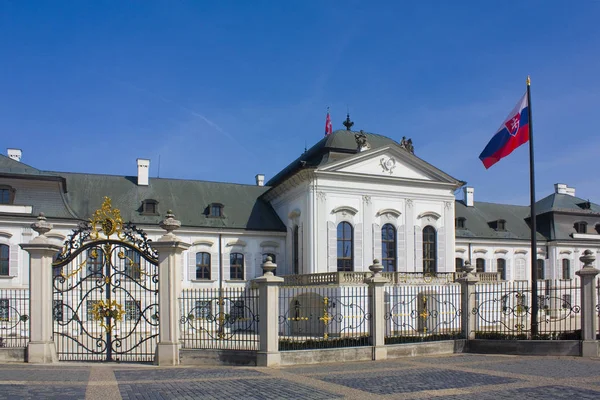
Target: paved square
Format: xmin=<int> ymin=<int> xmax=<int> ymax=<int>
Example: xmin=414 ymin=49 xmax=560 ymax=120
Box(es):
xmin=470 ymin=358 xmax=600 ymax=378
xmin=118 ymin=378 xmax=343 ymax=400
xmin=0 ymin=384 xmax=86 ymax=399
xmin=437 ymin=385 xmax=600 ymax=399
xmin=319 ymin=368 xmax=520 ymax=394
xmin=114 ymin=367 xmax=265 ymax=381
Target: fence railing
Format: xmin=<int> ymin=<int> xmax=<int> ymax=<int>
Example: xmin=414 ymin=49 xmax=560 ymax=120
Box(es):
xmin=0 ymin=289 xmax=29 ymax=348
xmin=384 ymin=284 xmax=462 ymax=344
xmin=179 ymin=287 xmax=259 ymax=351
xmin=281 ymin=271 xmax=500 ymax=286
xmin=473 ymin=279 xmax=581 ymax=340
xmin=278 ymin=285 xmax=371 ymax=350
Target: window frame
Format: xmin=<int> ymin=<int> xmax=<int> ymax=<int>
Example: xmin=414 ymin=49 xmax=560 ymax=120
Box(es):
xmin=381 ymin=223 xmax=397 ymax=272
xmin=455 ymin=257 xmax=464 ymax=271
xmin=0 ymin=244 xmax=9 ymax=276
xmin=536 ymin=259 xmax=545 ymax=280
xmin=0 ymin=185 xmax=15 ymax=205
xmin=195 ymin=252 xmax=211 ymax=280
xmin=475 ymin=258 xmax=485 ymax=273
xmin=496 ymin=258 xmax=506 ymax=280
xmin=292 ymin=225 xmax=299 ymax=274
xmin=125 ymin=300 xmax=141 ymax=321
xmin=123 ymin=249 xmax=142 ymax=281
xmin=455 ymin=217 xmax=466 ymax=229
xmin=422 ymin=225 xmax=437 ymax=274
xmin=336 ymin=221 xmax=354 ymax=272
xmin=562 ymin=259 xmax=571 ymax=280
xmin=0 ymin=299 xmax=9 ymax=321
xmin=208 ymin=203 xmax=224 ymax=218
xmin=141 ymin=199 xmax=159 ymax=216
xmin=574 ymin=221 xmax=587 ymax=234
xmin=230 ymin=252 xmax=244 ymax=280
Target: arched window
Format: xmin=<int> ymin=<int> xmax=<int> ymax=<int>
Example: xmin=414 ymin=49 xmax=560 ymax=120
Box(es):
xmin=381 ymin=223 xmax=396 ymax=272
xmin=476 ymin=258 xmax=485 ymax=273
xmin=562 ymin=259 xmax=570 ymax=280
xmin=293 ymin=225 xmax=299 ymax=274
xmin=196 ymin=252 xmax=211 ymax=280
xmin=422 ymin=226 xmax=437 ymax=274
xmin=536 ymin=259 xmax=545 ymax=280
xmin=230 ymin=253 xmax=244 ymax=280
xmin=455 ymin=257 xmax=464 ymax=271
xmin=0 ymin=244 xmax=8 ymax=276
xmin=497 ymin=258 xmax=506 ymax=280
xmin=337 ymin=222 xmax=353 ymax=272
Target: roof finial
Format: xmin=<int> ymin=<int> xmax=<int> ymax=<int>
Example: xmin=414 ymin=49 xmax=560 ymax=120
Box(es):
xmin=343 ymin=113 xmax=354 ymax=131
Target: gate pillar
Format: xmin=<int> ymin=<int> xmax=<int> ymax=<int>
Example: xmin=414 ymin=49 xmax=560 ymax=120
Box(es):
xmin=153 ymin=211 xmax=190 ymax=366
xmin=20 ymin=214 xmax=61 ymax=363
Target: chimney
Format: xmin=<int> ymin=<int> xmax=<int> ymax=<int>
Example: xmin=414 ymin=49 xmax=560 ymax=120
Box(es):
xmin=7 ymin=149 xmax=22 ymax=162
xmin=463 ymin=186 xmax=474 ymax=207
xmin=554 ymin=183 xmax=575 ymax=197
xmin=137 ymin=158 xmax=150 ymax=186
xmin=255 ymin=174 xmax=265 ymax=186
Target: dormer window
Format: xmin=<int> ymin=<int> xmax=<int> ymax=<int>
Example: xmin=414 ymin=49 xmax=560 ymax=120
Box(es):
xmin=141 ymin=199 xmax=159 ymax=216
xmin=578 ymin=201 xmax=591 ymax=210
xmin=455 ymin=217 xmax=466 ymax=229
xmin=574 ymin=221 xmax=587 ymax=234
xmin=209 ymin=203 xmax=224 ymax=218
xmin=496 ymin=219 xmax=506 ymax=231
xmin=0 ymin=185 xmax=15 ymax=205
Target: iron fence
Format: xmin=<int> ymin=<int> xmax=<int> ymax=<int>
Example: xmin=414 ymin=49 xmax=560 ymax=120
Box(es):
xmin=384 ymin=284 xmax=462 ymax=343
xmin=0 ymin=289 xmax=29 ymax=348
xmin=179 ymin=287 xmax=259 ymax=351
xmin=279 ymin=285 xmax=370 ymax=350
xmin=473 ymin=279 xmax=581 ymax=340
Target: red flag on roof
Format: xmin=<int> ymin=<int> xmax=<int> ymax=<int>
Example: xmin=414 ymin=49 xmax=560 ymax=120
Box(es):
xmin=325 ymin=108 xmax=333 ymax=136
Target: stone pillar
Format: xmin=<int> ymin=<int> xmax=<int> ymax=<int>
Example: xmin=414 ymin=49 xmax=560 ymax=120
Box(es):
xmin=576 ymin=250 xmax=600 ymax=357
xmin=152 ymin=211 xmax=190 ymax=366
xmin=456 ymin=261 xmax=479 ymax=340
xmin=366 ymin=259 xmax=389 ymax=360
xmin=20 ymin=214 xmax=62 ymax=363
xmin=254 ymin=256 xmax=284 ymax=366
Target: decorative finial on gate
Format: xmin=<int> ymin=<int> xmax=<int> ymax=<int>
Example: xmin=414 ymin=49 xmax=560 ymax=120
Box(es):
xmin=29 ymin=213 xmax=54 ymax=245
xmin=159 ymin=210 xmax=181 ymax=240
xmin=369 ymin=259 xmax=383 ymax=277
xmin=579 ymin=249 xmax=596 ymax=269
xmin=261 ymin=255 xmax=277 ymax=276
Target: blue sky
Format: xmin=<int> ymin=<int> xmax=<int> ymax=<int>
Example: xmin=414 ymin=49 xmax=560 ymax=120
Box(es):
xmin=1 ymin=1 xmax=599 ymax=205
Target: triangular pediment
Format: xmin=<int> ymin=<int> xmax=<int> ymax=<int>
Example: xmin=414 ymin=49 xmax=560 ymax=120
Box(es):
xmin=318 ymin=146 xmax=462 ymax=185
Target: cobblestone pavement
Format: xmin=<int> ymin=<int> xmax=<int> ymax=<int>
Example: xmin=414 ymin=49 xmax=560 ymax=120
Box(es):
xmin=0 ymin=354 xmax=599 ymax=399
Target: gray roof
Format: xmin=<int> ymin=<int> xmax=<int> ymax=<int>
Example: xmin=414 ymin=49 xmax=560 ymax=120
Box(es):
xmin=535 ymin=193 xmax=600 ymax=216
xmin=267 ymin=130 xmax=401 ymax=187
xmin=455 ymin=200 xmax=546 ymax=241
xmin=267 ymin=129 xmax=463 ymax=188
xmin=59 ymin=172 xmax=286 ymax=231
xmin=0 ymin=154 xmax=47 ymax=176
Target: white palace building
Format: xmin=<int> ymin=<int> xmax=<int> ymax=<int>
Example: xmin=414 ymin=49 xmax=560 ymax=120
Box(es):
xmin=1 ymin=128 xmax=599 ymax=291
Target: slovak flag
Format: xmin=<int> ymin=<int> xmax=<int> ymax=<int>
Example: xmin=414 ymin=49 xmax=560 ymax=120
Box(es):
xmin=479 ymin=92 xmax=530 ymax=169
xmin=325 ymin=109 xmax=333 ymax=136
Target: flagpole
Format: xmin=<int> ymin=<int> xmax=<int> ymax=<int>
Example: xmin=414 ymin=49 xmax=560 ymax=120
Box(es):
xmin=527 ymin=75 xmax=538 ymax=337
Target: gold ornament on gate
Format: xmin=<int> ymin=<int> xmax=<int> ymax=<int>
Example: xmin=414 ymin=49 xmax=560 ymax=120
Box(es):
xmin=90 ymin=197 xmax=124 ymax=240
xmin=90 ymin=300 xmax=125 ymax=334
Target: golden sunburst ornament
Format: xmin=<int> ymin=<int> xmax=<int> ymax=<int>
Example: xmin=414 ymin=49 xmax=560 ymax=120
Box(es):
xmin=90 ymin=300 xmax=125 ymax=334
xmin=90 ymin=197 xmax=124 ymax=240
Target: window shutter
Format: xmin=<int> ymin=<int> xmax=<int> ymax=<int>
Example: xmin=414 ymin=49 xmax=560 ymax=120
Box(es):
xmin=437 ymin=226 xmax=445 ymax=273
xmin=211 ymin=251 xmax=219 ymax=281
xmin=298 ymin=224 xmax=304 ymax=274
xmin=505 ymin=258 xmax=512 ymax=281
xmin=187 ymin=250 xmax=196 ymax=281
xmin=354 ymin=223 xmax=362 ymax=271
xmin=327 ymin=222 xmax=337 ymax=272
xmin=414 ymin=226 xmax=423 ymax=272
xmin=9 ymin=245 xmax=18 ymax=277
xmin=372 ymin=223 xmax=382 ymax=263
xmin=397 ymin=224 xmax=406 ymax=272
xmin=514 ymin=258 xmax=525 ymax=280
xmin=255 ymin=254 xmax=262 ymax=279
xmin=222 ymin=252 xmax=230 ymax=280
xmin=244 ymin=253 xmax=251 ymax=281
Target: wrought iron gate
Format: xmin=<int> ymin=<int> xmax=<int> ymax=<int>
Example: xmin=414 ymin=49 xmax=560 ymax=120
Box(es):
xmin=52 ymin=198 xmax=159 ymax=362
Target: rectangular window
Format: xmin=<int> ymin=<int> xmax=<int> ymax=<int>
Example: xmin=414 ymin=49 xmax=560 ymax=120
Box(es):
xmin=194 ymin=300 xmax=211 ymax=319
xmin=230 ymin=253 xmax=244 ymax=280
xmin=562 ymin=259 xmax=571 ymax=280
xmin=0 ymin=189 xmax=10 ymax=205
xmin=195 ymin=252 xmax=211 ymax=280
xmin=87 ymin=300 xmax=101 ymax=321
xmin=230 ymin=300 xmax=245 ymax=321
xmin=562 ymin=294 xmax=572 ymax=309
xmin=124 ymin=250 xmax=142 ymax=281
xmin=0 ymin=299 xmax=8 ymax=321
xmin=0 ymin=245 xmax=9 ymax=276
xmin=53 ymin=300 xmax=63 ymax=322
xmin=125 ymin=300 xmax=141 ymax=321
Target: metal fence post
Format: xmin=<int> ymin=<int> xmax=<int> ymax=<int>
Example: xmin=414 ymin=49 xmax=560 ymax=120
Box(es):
xmin=456 ymin=261 xmax=479 ymax=340
xmin=576 ymin=250 xmax=600 ymax=357
xmin=366 ymin=259 xmax=389 ymax=360
xmin=254 ymin=256 xmax=283 ymax=366
xmin=20 ymin=214 xmax=62 ymax=363
xmin=153 ymin=211 xmax=190 ymax=366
